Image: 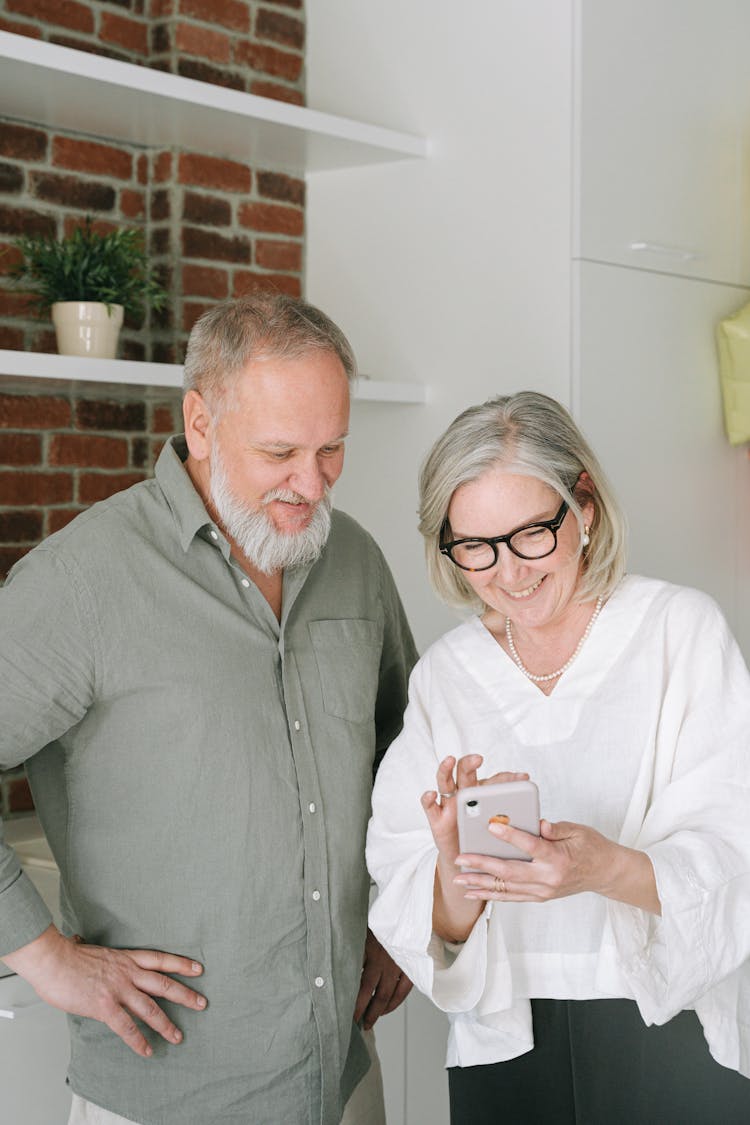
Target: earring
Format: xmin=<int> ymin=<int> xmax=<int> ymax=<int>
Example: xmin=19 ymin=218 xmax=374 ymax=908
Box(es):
xmin=582 ymin=525 xmax=590 ymax=547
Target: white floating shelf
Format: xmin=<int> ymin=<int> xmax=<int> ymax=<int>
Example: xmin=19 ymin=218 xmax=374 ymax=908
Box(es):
xmin=0 ymin=32 xmax=427 ymax=173
xmin=0 ymin=351 xmax=427 ymax=404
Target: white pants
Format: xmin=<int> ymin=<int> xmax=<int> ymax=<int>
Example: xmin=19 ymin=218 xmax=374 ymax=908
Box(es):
xmin=68 ymin=1028 xmax=387 ymax=1125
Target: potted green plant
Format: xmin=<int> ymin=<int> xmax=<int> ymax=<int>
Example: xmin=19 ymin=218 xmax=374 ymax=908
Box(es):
xmin=9 ymin=217 xmax=167 ymax=360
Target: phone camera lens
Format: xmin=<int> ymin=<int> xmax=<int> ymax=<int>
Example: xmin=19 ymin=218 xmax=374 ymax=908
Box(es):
xmin=466 ymin=799 xmax=478 ymax=808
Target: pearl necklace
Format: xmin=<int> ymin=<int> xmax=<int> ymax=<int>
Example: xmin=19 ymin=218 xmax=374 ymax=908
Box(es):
xmin=505 ymin=595 xmax=604 ymax=683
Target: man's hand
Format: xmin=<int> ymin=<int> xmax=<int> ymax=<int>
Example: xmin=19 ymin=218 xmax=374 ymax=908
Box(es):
xmin=2 ymin=924 xmax=206 ymax=1058
xmin=353 ymin=929 xmax=412 ymax=1031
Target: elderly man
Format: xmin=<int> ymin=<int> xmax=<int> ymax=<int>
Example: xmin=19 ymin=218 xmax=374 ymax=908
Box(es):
xmin=0 ymin=295 xmax=417 ymax=1125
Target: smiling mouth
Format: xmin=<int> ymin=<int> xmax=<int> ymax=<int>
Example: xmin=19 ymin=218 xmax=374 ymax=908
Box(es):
xmin=502 ymin=575 xmax=545 ymax=599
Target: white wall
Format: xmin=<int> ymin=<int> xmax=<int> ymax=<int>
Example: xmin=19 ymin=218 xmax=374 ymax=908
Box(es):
xmin=305 ymin=0 xmax=574 ymax=653
xmin=305 ymin=3 xmax=574 ymax=1121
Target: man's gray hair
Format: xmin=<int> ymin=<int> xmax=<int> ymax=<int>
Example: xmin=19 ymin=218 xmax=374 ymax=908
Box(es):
xmin=183 ymin=293 xmax=357 ymax=409
xmin=418 ymin=391 xmax=627 ymax=610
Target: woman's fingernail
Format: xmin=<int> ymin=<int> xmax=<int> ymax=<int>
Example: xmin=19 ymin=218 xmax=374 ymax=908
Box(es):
xmin=192 ymin=962 xmax=202 ymax=973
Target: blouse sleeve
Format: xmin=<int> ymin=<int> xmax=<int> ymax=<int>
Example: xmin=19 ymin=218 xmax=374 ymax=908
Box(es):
xmin=366 ymin=655 xmax=495 ymax=1013
xmin=604 ymin=591 xmax=750 ymax=1024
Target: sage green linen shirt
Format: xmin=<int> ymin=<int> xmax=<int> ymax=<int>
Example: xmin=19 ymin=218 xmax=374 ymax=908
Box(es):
xmin=0 ymin=436 xmax=417 ymax=1125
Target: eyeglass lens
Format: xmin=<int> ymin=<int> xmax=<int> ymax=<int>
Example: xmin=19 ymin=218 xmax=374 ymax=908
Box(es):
xmin=450 ymin=526 xmax=557 ymax=569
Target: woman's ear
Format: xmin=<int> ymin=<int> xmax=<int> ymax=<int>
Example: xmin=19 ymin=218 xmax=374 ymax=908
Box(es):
xmin=183 ymin=390 xmax=213 ymax=462
xmin=574 ymin=471 xmax=597 ymax=524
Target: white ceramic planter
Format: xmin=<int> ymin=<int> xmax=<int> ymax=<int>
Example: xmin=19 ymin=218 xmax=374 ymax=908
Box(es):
xmin=51 ymin=301 xmax=124 ymax=360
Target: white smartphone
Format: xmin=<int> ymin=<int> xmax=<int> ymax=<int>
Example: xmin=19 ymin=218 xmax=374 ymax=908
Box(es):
xmin=456 ymin=779 xmax=540 ymax=869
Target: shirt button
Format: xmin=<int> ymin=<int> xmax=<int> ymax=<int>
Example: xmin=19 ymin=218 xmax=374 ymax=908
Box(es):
xmin=294 ymin=720 xmax=301 ymax=731
xmin=314 ymin=977 xmax=325 ymax=988
xmin=241 ymin=578 xmax=250 ymax=588
xmin=309 ymin=802 xmax=316 ymax=813
xmin=209 ymin=530 xmax=219 ymax=541
xmin=312 ymin=890 xmax=321 ymax=901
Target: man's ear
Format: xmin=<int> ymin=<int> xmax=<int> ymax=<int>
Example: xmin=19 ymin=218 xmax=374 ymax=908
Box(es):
xmin=183 ymin=390 xmax=213 ymax=461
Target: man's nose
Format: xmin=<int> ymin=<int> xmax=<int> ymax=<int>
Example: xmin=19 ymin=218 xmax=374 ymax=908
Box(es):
xmin=290 ymin=459 xmax=327 ymax=502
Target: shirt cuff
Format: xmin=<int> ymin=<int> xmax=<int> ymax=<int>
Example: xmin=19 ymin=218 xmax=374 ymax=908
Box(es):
xmin=0 ymin=871 xmax=54 ymax=958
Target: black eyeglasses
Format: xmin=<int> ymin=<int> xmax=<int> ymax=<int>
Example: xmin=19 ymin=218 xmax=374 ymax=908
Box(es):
xmin=439 ymin=497 xmax=569 ymax=572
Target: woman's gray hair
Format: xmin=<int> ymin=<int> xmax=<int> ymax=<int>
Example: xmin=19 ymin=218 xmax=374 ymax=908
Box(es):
xmin=419 ymin=391 xmax=627 ymax=610
xmin=182 ymin=293 xmax=357 ymax=411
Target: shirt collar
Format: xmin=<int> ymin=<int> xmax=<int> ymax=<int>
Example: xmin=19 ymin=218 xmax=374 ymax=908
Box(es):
xmin=155 ymin=434 xmax=228 ymax=555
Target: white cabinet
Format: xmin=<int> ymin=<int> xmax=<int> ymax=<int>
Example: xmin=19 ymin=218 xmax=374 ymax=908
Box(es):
xmin=575 ymin=0 xmax=747 ymax=285
xmin=574 ymin=259 xmax=750 ymax=650
xmin=0 ymin=974 xmax=71 ymax=1125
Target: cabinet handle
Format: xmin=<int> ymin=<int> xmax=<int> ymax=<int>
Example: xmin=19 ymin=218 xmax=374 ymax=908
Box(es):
xmin=629 ymin=241 xmax=701 ymax=261
xmin=0 ymin=999 xmax=45 ymax=1020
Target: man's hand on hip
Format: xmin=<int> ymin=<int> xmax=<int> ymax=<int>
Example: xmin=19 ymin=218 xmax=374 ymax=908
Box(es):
xmin=2 ymin=924 xmax=206 ymax=1057
xmin=354 ymin=928 xmax=412 ymax=1031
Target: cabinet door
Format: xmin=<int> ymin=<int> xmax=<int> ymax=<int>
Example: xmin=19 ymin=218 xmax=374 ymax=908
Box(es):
xmin=573 ymin=259 xmax=749 ymax=646
xmin=576 ymin=0 xmax=743 ymax=285
xmin=0 ymin=975 xmax=71 ymax=1124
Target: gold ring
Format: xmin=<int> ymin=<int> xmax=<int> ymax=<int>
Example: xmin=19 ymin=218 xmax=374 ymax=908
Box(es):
xmin=494 ymin=877 xmax=506 ymax=894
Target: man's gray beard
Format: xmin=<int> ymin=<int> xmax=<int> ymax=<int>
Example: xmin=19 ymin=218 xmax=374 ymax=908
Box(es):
xmin=209 ymin=446 xmax=332 ymax=576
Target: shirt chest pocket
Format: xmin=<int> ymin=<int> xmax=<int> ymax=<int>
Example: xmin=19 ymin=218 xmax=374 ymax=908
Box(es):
xmin=309 ymin=618 xmax=383 ymax=724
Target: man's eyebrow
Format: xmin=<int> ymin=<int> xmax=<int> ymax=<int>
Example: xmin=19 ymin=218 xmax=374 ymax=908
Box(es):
xmin=253 ymin=432 xmax=349 ymax=450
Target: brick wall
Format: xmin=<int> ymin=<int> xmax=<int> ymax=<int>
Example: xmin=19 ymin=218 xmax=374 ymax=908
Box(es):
xmin=0 ymin=0 xmax=306 ymax=814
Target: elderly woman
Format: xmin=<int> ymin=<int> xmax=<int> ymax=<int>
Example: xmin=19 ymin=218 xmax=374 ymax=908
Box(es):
xmin=366 ymin=392 xmax=750 ymax=1123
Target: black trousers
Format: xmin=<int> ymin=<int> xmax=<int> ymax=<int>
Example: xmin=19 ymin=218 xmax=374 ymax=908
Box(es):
xmin=448 ymin=999 xmax=750 ymax=1125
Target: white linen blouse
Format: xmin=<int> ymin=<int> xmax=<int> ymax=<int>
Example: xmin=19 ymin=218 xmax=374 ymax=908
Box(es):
xmin=366 ymin=575 xmax=750 ymax=1074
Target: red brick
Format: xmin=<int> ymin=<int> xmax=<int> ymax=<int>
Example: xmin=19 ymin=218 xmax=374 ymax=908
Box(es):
xmin=261 ymin=0 xmax=302 ymax=7
xmin=0 ymin=289 xmax=35 ymax=319
xmin=100 ymin=11 xmax=149 ymax=56
xmin=31 ymin=171 xmax=116 ymax=213
xmin=0 ymin=123 xmax=47 ymax=162
xmin=0 ymin=242 xmax=24 ymax=274
xmin=76 ymin=399 xmax=146 ymax=431
xmin=137 ymin=153 xmax=149 ymax=185
xmin=255 ymin=7 xmax=304 ymax=49
xmin=235 ymin=41 xmax=302 ymax=82
xmin=31 ymin=327 xmax=57 ymax=352
xmin=238 ymin=201 xmax=303 ymax=236
xmin=176 ymin=58 xmax=245 ymax=90
xmin=6 ymin=0 xmax=94 ymax=34
xmin=179 ymin=0 xmax=249 ymax=32
xmin=182 ymin=264 xmax=229 ymax=299
xmin=0 ymin=471 xmax=73 ymax=506
xmin=178 ymin=153 xmax=251 ymax=193
xmin=182 ymin=227 xmax=250 ymax=263
xmin=8 ymin=776 xmax=34 ymax=812
xmin=47 ymin=507 xmax=83 ymax=535
xmin=49 ymin=433 xmax=129 ymax=469
xmin=121 ymin=188 xmax=146 ymax=219
xmin=62 ymin=215 xmax=119 ymax=239
xmin=150 ymin=0 xmax=175 ymax=15
xmin=78 ymin=472 xmax=145 ymax=503
xmin=182 ymin=191 xmax=231 ymax=227
xmin=0 ymin=16 xmax=42 ymax=36
xmin=250 ymin=80 xmax=304 ymax=105
xmin=233 ymin=270 xmax=301 ymax=298
xmin=0 ymin=326 xmax=24 ymax=349
xmin=153 ymin=151 xmax=172 ymax=183
xmin=151 ymin=438 xmax=167 ymax=460
xmin=151 ymin=404 xmax=178 ymax=433
xmin=0 ymin=544 xmax=30 ymax=577
xmin=255 ymin=239 xmax=302 ymax=272
xmin=0 ymin=162 xmax=23 ymax=193
xmin=0 ymin=433 xmax=42 ymax=466
xmin=0 ymin=205 xmax=56 ymax=239
xmin=0 ymin=394 xmax=72 ymax=430
xmin=175 ymin=21 xmax=232 ymax=63
xmin=52 ymin=137 xmax=133 ymax=181
xmin=0 ymin=509 xmax=42 ymax=541
xmin=182 ymin=301 xmax=215 ymax=332
xmin=256 ymin=171 xmax=304 ymax=205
